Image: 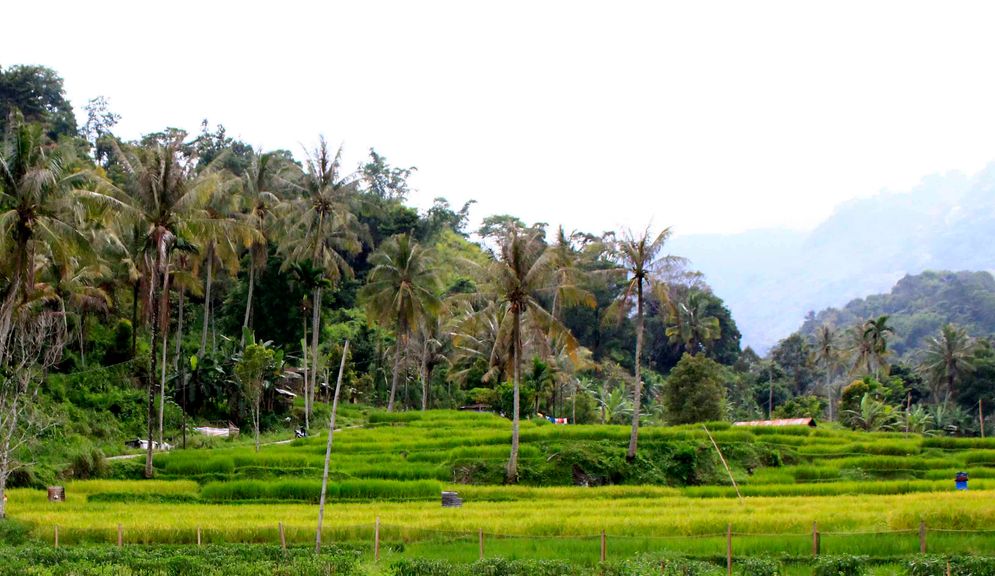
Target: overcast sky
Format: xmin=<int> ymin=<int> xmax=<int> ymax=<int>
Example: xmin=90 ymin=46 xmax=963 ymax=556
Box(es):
xmin=4 ymin=1 xmax=995 ymax=237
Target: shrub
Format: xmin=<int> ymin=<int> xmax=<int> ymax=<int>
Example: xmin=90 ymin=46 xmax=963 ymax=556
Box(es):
xmin=0 ymin=518 xmax=32 ymax=545
xmin=739 ymin=556 xmax=779 ymax=576
xmin=814 ymin=555 xmax=868 ymax=576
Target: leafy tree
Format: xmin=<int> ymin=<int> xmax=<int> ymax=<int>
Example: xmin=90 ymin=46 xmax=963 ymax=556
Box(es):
xmin=234 ymin=335 xmax=276 ymax=451
xmin=845 ymin=393 xmax=897 ymax=431
xmin=0 ymin=65 xmax=77 ymax=139
xmin=662 ymin=353 xmax=725 ymax=425
xmin=919 ymin=323 xmax=977 ymax=405
xmin=770 ymin=333 xmax=818 ymax=395
xmin=361 ymin=233 xmax=440 ymax=411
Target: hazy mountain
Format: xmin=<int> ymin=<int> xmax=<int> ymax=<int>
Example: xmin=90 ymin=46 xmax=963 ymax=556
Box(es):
xmin=796 ymin=270 xmax=995 ymax=359
xmin=670 ymin=163 xmax=995 ymax=353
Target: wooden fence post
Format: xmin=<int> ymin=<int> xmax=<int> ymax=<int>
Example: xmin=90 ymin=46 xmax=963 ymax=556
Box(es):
xmin=812 ymin=522 xmax=820 ymax=556
xmin=919 ymin=521 xmax=927 ymax=554
xmin=279 ymin=522 xmax=286 ymax=550
xmin=479 ymin=528 xmax=484 ymax=560
xmin=54 ymin=525 xmax=59 ymax=548
xmin=946 ymin=560 xmax=951 ymax=576
xmin=374 ymin=516 xmax=381 ymax=562
xmin=117 ymin=524 xmax=123 ymax=547
xmin=196 ymin=526 xmax=202 ymax=547
xmin=600 ymin=529 xmax=606 ymax=563
xmin=726 ymin=524 xmax=732 ymax=576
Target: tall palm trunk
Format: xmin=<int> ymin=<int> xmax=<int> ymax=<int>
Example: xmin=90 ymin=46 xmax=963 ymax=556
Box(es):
xmin=308 ymin=286 xmax=322 ymax=428
xmin=627 ymin=280 xmax=644 ymax=461
xmin=174 ymin=289 xmax=185 ymax=372
xmin=302 ymin=309 xmax=309 ymax=431
xmin=826 ymin=369 xmax=833 ymax=421
xmin=131 ymin=280 xmax=140 ymax=356
xmin=158 ymin=268 xmax=171 ymax=448
xmin=421 ymin=343 xmax=430 ymax=411
xmin=241 ymin=257 xmax=255 ymax=345
xmin=507 ymin=308 xmax=522 ymax=482
xmin=387 ymin=337 xmax=404 ymax=411
xmin=199 ymin=243 xmax=214 ymax=357
xmin=145 ymin=265 xmax=161 ymax=479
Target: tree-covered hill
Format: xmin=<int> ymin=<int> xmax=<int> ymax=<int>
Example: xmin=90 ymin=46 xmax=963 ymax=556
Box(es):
xmin=798 ymin=271 xmax=995 ymax=359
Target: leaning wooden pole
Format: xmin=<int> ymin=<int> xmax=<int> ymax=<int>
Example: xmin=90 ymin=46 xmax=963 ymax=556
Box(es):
xmin=315 ymin=340 xmax=349 ymax=553
xmin=704 ymin=425 xmax=743 ymax=501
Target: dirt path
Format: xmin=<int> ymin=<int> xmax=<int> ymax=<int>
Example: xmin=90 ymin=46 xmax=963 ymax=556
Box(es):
xmin=104 ymin=425 xmax=362 ymax=460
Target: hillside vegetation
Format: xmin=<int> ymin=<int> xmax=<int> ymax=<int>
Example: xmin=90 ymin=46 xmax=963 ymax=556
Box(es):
xmin=799 ymin=271 xmax=995 ymax=358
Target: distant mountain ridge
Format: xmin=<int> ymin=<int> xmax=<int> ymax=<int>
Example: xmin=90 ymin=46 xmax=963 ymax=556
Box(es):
xmin=798 ymin=270 xmax=995 ymax=358
xmin=670 ymin=163 xmax=995 ymax=352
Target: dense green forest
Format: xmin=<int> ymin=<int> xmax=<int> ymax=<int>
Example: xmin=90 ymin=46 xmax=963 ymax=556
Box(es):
xmin=1 ymin=64 xmax=992 ymax=505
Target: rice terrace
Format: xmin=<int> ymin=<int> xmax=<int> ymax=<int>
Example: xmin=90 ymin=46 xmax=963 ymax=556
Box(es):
xmin=5 ymin=3 xmax=995 ymax=575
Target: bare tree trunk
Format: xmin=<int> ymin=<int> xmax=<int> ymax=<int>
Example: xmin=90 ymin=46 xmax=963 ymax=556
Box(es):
xmin=241 ymin=258 xmax=255 ymax=346
xmin=158 ymin=268 xmax=171 ymax=448
xmin=627 ymin=281 xmax=644 ymax=461
xmin=308 ymin=286 xmax=322 ymax=428
xmin=199 ymin=244 xmax=214 ymax=357
xmin=316 ymin=340 xmax=349 ymax=553
xmin=387 ymin=338 xmax=403 ymax=412
xmin=826 ymin=369 xmax=833 ymax=422
xmin=253 ymin=401 xmax=260 ymax=453
xmin=506 ymin=309 xmax=521 ymax=482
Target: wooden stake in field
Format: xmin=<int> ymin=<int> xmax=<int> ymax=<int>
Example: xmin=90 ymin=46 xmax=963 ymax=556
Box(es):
xmin=54 ymin=525 xmax=59 ymax=548
xmin=374 ymin=516 xmax=381 ymax=562
xmin=919 ymin=520 xmax=927 ymax=554
xmin=117 ymin=524 xmax=123 ymax=547
xmin=279 ymin=522 xmax=286 ymax=550
xmin=600 ymin=529 xmax=606 ymax=563
xmin=703 ymin=425 xmax=743 ymax=502
xmin=197 ymin=526 xmax=202 ymax=547
xmin=479 ymin=528 xmax=484 ymax=560
xmin=726 ymin=524 xmax=732 ymax=576
xmin=315 ymin=340 xmax=349 ymax=554
xmin=812 ymin=522 xmax=820 ymax=556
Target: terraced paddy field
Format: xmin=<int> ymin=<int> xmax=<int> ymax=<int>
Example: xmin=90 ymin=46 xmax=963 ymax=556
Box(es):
xmin=6 ymin=410 xmax=995 ymax=573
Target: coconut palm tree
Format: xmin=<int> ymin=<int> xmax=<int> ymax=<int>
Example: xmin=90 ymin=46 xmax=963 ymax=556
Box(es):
xmin=0 ymin=122 xmax=107 ymax=359
xmin=278 ymin=138 xmax=362 ymax=428
xmin=106 ymin=135 xmax=232 ymax=477
xmin=919 ymin=323 xmax=977 ymax=405
xmin=361 ymin=233 xmax=440 ymax=411
xmin=479 ymin=225 xmax=579 ymax=481
xmin=610 ymin=227 xmax=681 ymax=461
xmin=812 ymin=324 xmax=841 ymax=420
xmin=665 ymin=290 xmax=720 ymax=355
xmin=239 ymin=151 xmax=283 ymax=343
xmin=848 ymin=316 xmax=895 ymax=379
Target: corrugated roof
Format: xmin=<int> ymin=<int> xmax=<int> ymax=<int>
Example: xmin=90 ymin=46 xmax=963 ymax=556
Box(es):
xmin=733 ymin=418 xmax=817 ymax=427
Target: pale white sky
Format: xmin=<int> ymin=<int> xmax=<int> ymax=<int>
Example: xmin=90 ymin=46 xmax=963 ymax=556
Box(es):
xmin=4 ymin=1 xmax=995 ymax=236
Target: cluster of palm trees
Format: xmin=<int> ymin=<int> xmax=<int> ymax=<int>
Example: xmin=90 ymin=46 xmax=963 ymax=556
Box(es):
xmin=4 ymin=119 xmax=718 ymax=482
xmin=811 ymin=316 xmax=982 ymax=428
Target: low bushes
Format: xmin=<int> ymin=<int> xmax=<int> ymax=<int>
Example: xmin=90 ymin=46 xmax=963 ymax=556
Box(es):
xmin=907 ymin=555 xmax=995 ymax=576
xmin=391 ymin=558 xmax=584 ymax=576
xmin=813 ymin=555 xmax=868 ymax=576
xmin=0 ymin=544 xmax=361 ymax=576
